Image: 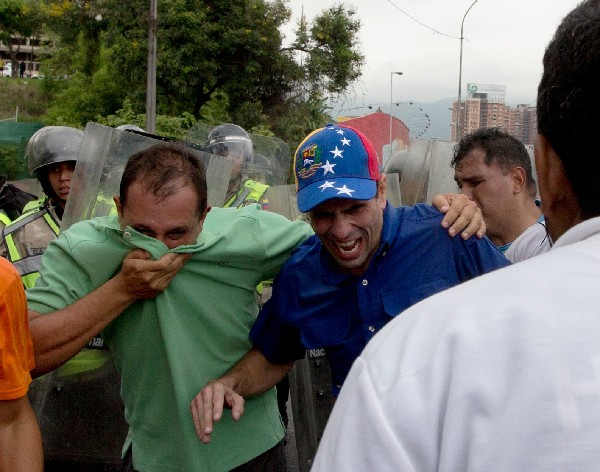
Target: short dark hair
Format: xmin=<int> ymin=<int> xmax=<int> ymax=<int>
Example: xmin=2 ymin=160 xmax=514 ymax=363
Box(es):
xmin=120 ymin=143 xmax=208 ymax=215
xmin=537 ymin=0 xmax=600 ymax=218
xmin=452 ymin=127 xmax=536 ymax=195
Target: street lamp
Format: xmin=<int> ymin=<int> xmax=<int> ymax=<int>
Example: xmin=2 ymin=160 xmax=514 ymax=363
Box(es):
xmin=389 ymin=71 xmax=403 ymax=162
xmin=456 ymin=0 xmax=479 ymax=142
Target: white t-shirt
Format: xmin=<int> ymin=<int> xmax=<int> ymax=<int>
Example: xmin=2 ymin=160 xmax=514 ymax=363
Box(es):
xmin=504 ymin=219 xmax=551 ymax=262
xmin=313 ymin=217 xmax=600 ymax=472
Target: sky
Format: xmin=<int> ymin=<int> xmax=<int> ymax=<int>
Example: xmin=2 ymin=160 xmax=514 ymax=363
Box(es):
xmin=281 ymin=0 xmax=581 ymax=112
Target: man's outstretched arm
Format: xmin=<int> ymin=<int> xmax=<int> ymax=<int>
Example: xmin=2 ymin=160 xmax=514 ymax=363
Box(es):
xmin=190 ymin=348 xmax=294 ymax=444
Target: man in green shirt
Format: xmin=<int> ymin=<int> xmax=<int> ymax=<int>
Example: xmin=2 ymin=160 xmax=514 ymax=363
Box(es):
xmin=26 ymin=142 xmax=313 ymax=471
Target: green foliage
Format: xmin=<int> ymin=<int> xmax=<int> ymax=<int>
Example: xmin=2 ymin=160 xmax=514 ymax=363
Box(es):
xmin=44 ymin=42 xmax=123 ymax=125
xmin=0 ymin=0 xmax=47 ymax=74
xmin=292 ymin=3 xmax=363 ymax=97
xmin=96 ymin=99 xmax=197 ymax=140
xmin=0 ymin=144 xmax=28 ymax=179
xmin=15 ymin=0 xmax=362 ymax=148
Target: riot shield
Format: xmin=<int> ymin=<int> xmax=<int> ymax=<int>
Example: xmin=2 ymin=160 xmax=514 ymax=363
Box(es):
xmin=186 ymin=123 xmax=292 ymax=194
xmin=387 ymin=138 xmax=459 ymax=207
xmin=425 ymin=139 xmax=459 ymax=202
xmin=398 ymin=138 xmax=431 ymax=205
xmin=262 ymin=184 xmax=301 ymax=221
xmin=63 ymin=123 xmax=234 ymax=231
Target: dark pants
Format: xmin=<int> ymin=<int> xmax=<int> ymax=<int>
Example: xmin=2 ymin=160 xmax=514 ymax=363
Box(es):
xmin=122 ymin=441 xmax=287 ymax=472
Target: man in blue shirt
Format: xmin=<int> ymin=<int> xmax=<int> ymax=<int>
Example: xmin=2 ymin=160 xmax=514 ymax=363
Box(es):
xmin=191 ymin=124 xmax=510 ymax=442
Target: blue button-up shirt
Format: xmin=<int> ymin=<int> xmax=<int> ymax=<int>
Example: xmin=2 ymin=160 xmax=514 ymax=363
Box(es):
xmin=251 ymin=203 xmax=510 ymax=395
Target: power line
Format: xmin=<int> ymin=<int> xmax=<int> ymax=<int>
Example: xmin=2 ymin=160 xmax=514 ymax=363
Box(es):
xmin=383 ymin=0 xmax=460 ymax=39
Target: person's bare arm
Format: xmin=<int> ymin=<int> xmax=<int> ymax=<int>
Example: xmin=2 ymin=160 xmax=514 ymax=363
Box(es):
xmin=190 ymin=348 xmax=294 ymax=444
xmin=0 ymin=396 xmax=43 ymax=472
xmin=30 ymin=249 xmax=190 ymax=376
xmin=431 ymin=193 xmax=486 ymax=239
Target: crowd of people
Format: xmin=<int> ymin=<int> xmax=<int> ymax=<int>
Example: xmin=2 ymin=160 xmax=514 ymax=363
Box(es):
xmin=1 ymin=1 xmax=599 ymax=470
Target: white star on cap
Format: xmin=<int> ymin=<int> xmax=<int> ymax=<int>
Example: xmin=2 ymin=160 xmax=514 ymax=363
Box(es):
xmin=336 ymin=129 xmax=344 ymax=135
xmin=321 ymin=160 xmax=336 ymax=175
xmin=340 ymin=137 xmax=351 ymax=146
xmin=336 ymin=185 xmax=355 ymax=196
xmin=319 ymin=181 xmax=336 ymax=191
xmin=330 ymin=146 xmax=344 ymax=158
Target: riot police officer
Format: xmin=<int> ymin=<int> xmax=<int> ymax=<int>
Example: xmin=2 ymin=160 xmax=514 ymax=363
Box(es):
xmin=203 ymin=123 xmax=271 ymax=207
xmin=0 ymin=126 xmax=83 ymax=287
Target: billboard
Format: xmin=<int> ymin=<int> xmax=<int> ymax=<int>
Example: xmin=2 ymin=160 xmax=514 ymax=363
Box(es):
xmin=467 ymin=83 xmax=506 ymax=95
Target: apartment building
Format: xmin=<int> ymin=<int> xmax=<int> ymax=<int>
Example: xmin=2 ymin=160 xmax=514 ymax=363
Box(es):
xmin=451 ymin=83 xmax=537 ymax=145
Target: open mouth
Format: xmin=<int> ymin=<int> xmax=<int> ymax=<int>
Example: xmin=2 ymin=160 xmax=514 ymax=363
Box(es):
xmin=334 ymin=238 xmax=361 ymax=258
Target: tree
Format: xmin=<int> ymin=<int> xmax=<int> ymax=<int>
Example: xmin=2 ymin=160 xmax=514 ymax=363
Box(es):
xmin=290 ymin=4 xmax=363 ymax=97
xmin=40 ymin=0 xmax=362 ymax=145
xmin=0 ymin=0 xmax=39 ymax=76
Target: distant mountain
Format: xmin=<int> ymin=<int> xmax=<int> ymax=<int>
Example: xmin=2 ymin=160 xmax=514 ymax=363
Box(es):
xmin=407 ymin=98 xmax=453 ymax=141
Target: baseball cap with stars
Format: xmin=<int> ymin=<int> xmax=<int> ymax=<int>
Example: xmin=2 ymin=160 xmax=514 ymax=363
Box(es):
xmin=293 ymin=124 xmax=381 ymax=213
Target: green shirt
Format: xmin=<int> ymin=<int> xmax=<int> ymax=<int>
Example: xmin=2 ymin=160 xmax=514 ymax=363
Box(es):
xmin=27 ymin=205 xmax=313 ymax=471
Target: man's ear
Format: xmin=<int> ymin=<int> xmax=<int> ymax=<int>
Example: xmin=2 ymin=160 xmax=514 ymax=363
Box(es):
xmin=535 ymin=135 xmax=566 ymax=212
xmin=113 ymin=195 xmax=124 ymax=223
xmin=534 ymin=133 xmax=581 ymax=239
xmin=510 ymin=167 xmax=527 ymax=194
xmin=200 ymin=206 xmax=211 ymax=223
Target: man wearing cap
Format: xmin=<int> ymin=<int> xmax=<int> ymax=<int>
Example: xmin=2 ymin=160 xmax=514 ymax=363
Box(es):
xmin=191 ymin=124 xmax=510 ymax=444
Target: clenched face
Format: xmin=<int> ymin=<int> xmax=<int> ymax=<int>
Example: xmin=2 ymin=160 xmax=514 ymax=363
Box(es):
xmin=308 ymin=178 xmax=386 ymax=276
xmin=115 ymin=179 xmax=207 ymax=250
xmin=454 ymin=147 xmax=515 ymax=242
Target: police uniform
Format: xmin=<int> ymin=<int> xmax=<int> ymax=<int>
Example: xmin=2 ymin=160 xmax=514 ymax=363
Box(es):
xmin=225 ymin=179 xmax=269 ymax=208
xmin=0 ymin=210 xmax=10 ymax=232
xmin=1 ymin=199 xmax=60 ymax=288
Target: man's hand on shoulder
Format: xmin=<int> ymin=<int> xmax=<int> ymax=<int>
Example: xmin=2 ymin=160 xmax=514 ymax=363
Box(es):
xmin=190 ymin=380 xmax=245 ymax=444
xmin=432 ymin=193 xmax=486 ymax=240
xmin=119 ymin=249 xmax=191 ymax=299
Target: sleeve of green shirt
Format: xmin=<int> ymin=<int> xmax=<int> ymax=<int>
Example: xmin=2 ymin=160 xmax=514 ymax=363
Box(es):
xmin=254 ymin=208 xmax=313 ymax=281
xmin=26 ymin=219 xmax=126 ymax=314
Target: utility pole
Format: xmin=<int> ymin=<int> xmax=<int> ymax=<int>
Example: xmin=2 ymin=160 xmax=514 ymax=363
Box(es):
xmin=146 ymin=0 xmax=157 ymax=133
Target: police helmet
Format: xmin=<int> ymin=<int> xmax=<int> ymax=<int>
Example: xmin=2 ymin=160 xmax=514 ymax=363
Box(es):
xmin=116 ymin=124 xmax=145 ymax=132
xmin=203 ymin=123 xmax=253 ymax=162
xmin=26 ymin=126 xmax=84 ymax=176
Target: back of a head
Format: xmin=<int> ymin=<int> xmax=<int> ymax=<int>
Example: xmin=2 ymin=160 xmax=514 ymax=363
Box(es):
xmin=119 ymin=142 xmax=208 ymax=215
xmin=26 ymin=126 xmax=84 ymax=176
xmin=537 ymin=0 xmax=600 ymax=217
xmin=452 ymin=127 xmax=536 ymax=193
